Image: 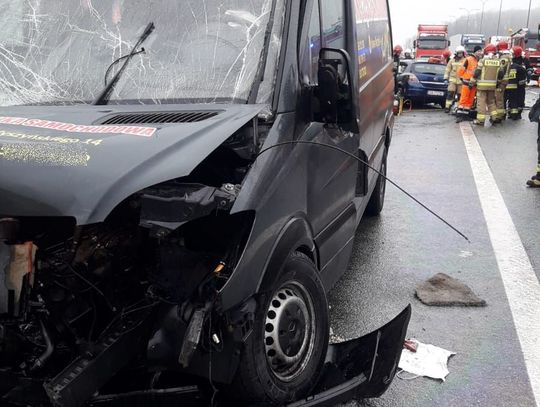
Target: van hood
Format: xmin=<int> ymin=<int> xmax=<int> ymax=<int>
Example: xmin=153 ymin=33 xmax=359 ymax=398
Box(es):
xmin=0 ymin=104 xmax=264 ymax=224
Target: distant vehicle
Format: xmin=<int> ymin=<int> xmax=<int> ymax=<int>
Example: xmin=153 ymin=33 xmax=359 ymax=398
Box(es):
xmin=511 ymin=27 xmax=540 ymax=81
xmin=487 ymin=35 xmax=510 ymax=45
xmin=414 ymin=24 xmax=450 ymax=60
xmin=449 ymin=34 xmax=486 ymax=54
xmin=397 ymin=61 xmax=448 ymax=107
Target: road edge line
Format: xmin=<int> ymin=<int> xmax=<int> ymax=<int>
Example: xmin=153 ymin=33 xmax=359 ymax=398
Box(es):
xmin=460 ymin=121 xmax=540 ymax=407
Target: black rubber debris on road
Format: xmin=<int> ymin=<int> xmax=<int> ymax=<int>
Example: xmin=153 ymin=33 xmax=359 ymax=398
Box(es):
xmin=415 ymin=273 xmax=487 ymax=307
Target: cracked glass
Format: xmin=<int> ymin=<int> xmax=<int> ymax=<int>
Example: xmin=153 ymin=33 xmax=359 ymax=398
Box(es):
xmin=0 ymin=0 xmax=284 ymax=107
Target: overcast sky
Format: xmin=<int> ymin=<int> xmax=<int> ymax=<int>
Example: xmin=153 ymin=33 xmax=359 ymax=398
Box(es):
xmin=388 ymin=0 xmax=534 ymax=45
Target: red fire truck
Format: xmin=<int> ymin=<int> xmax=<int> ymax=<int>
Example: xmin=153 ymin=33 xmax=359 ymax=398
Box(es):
xmin=414 ymin=24 xmax=450 ymax=60
xmin=511 ymin=27 xmax=540 ymax=81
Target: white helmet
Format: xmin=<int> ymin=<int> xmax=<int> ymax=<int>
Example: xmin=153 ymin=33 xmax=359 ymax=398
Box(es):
xmin=405 ymin=48 xmax=412 ymax=54
xmin=456 ymin=46 xmax=466 ymax=53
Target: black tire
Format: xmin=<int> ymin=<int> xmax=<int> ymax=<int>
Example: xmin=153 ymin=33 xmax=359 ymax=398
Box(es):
xmin=231 ymin=252 xmax=329 ymax=404
xmin=365 ymin=149 xmax=387 ymax=216
xmin=438 ymin=99 xmax=446 ymax=109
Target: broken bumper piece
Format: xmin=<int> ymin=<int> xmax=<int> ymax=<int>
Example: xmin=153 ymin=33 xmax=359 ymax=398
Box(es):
xmin=286 ymin=305 xmax=411 ymax=406
xmin=0 ymin=306 xmax=410 ymax=407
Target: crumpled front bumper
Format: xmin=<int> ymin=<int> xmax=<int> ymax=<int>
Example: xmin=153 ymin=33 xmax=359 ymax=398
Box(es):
xmin=1 ymin=306 xmax=411 ymax=407
xmin=285 ymin=305 xmax=411 ymax=407
xmin=91 ymin=305 xmax=412 ymax=407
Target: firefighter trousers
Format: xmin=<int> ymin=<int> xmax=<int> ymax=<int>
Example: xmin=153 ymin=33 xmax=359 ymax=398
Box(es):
xmin=458 ymin=85 xmax=476 ymax=110
xmin=495 ymin=87 xmax=506 ymax=120
xmin=517 ymin=87 xmax=526 ymax=112
xmin=507 ymin=87 xmax=526 ymax=119
xmin=445 ymin=82 xmax=462 ymax=110
xmin=476 ymin=90 xmax=497 ymax=124
xmin=537 ymin=123 xmax=540 ymax=172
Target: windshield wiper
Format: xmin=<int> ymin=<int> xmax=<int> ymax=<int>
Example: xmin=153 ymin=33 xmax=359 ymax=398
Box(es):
xmin=103 ymin=48 xmax=146 ymax=86
xmin=93 ymin=22 xmax=155 ymax=105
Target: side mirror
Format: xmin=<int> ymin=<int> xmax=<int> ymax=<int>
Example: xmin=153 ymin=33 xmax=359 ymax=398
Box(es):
xmin=314 ymin=48 xmax=359 ymax=133
xmin=448 ymin=40 xmax=451 ymax=46
xmin=413 ymin=40 xmax=417 ymax=48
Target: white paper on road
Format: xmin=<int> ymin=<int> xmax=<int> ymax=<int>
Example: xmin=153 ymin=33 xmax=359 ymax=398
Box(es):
xmin=398 ymin=339 xmax=456 ymax=381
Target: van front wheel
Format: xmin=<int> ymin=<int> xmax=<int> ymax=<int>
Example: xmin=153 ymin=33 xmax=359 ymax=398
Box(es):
xmin=366 ymin=149 xmax=387 ymax=216
xmin=231 ymin=252 xmax=329 ymax=404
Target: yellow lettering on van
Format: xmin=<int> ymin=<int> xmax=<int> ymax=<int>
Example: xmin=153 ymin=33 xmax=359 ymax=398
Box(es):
xmin=359 ymin=66 xmax=368 ymax=79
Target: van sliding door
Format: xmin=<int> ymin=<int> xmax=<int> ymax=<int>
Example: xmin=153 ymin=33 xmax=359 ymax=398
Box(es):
xmin=299 ymin=0 xmax=360 ymax=287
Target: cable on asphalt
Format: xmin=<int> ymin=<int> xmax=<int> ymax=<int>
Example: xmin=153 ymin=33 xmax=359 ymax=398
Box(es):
xmin=255 ymin=139 xmax=470 ymax=243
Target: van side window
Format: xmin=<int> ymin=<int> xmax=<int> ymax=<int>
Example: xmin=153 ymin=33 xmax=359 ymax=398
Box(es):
xmin=320 ymin=0 xmax=345 ymax=50
xmin=299 ymin=0 xmax=322 ymax=85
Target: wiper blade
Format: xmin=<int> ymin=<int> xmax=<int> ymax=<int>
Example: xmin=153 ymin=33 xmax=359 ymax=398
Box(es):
xmin=93 ymin=22 xmax=155 ymax=105
xmin=103 ymin=48 xmax=146 ymax=86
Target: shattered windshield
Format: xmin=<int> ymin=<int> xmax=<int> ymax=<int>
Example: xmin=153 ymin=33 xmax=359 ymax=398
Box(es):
xmin=0 ymin=0 xmax=284 ymax=106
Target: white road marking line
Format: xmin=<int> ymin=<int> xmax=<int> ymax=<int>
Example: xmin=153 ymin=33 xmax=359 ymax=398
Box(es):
xmin=460 ymin=122 xmax=540 ymax=406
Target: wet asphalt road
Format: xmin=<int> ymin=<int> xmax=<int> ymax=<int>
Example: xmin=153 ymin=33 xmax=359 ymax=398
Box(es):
xmin=329 ymin=87 xmax=540 ymax=407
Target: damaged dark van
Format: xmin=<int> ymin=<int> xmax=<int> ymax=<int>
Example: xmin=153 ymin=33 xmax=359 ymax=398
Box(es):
xmin=0 ymin=0 xmax=410 ymax=406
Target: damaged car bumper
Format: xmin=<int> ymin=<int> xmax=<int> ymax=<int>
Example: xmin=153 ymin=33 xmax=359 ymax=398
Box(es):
xmin=1 ymin=305 xmax=410 ymax=407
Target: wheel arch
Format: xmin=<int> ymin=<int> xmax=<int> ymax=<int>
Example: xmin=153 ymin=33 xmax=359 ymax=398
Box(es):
xmin=257 ymin=215 xmax=318 ymax=294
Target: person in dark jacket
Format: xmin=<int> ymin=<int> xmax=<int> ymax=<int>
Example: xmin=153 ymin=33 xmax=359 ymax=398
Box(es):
xmin=393 ymin=45 xmax=403 ymax=94
xmin=506 ymin=46 xmax=528 ymax=120
xmin=526 ymin=98 xmax=540 ymax=187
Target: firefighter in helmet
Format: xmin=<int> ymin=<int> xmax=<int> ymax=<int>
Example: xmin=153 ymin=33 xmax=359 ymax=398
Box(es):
xmin=472 ymin=44 xmax=504 ymax=125
xmin=444 ymin=46 xmax=466 ymax=113
xmin=403 ymin=49 xmax=413 ymax=60
xmin=506 ymin=46 xmax=528 ymax=120
xmin=393 ymin=45 xmax=403 ymax=62
xmin=442 ymin=50 xmax=452 ymax=64
xmin=393 ymin=45 xmax=403 ymax=94
xmin=495 ymin=40 xmax=511 ymax=121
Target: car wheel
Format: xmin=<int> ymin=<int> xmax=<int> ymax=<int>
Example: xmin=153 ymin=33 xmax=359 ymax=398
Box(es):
xmin=366 ymin=149 xmax=387 ymax=216
xmin=230 ymin=252 xmax=329 ymax=404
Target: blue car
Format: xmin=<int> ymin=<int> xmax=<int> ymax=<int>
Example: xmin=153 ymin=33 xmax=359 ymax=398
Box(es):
xmin=397 ymin=61 xmax=448 ymax=107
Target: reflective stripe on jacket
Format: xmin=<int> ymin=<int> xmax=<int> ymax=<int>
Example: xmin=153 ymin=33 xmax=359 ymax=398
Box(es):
xmin=507 ymin=62 xmax=528 ymax=89
xmin=475 ymin=57 xmax=500 ymax=90
xmin=444 ymin=57 xmax=465 ymax=83
xmin=507 ymin=69 xmax=518 ymax=89
xmin=499 ymin=54 xmax=511 ymax=81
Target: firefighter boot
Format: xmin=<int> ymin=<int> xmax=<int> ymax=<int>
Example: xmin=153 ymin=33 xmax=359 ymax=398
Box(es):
xmin=526 ymin=174 xmax=540 ymax=188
